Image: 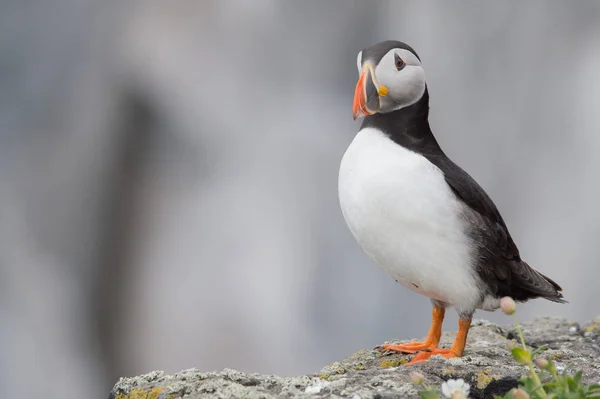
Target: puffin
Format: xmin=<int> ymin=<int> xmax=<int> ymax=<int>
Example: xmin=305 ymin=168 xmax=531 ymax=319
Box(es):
xmin=338 ymin=40 xmax=565 ymax=365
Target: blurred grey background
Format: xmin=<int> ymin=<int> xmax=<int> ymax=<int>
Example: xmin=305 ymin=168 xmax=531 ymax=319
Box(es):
xmin=1 ymin=1 xmax=599 ymax=398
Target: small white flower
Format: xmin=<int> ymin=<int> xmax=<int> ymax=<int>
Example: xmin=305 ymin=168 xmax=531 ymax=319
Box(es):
xmin=441 ymin=378 xmax=470 ymax=398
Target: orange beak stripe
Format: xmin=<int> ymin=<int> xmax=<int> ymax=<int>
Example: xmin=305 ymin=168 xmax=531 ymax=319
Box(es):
xmin=352 ymin=70 xmax=368 ymax=120
xmin=352 ymin=64 xmax=380 ymax=120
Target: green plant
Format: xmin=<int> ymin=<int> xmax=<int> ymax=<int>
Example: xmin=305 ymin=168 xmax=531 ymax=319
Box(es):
xmin=410 ymin=297 xmax=600 ymax=399
xmin=494 ymin=297 xmax=600 ymax=399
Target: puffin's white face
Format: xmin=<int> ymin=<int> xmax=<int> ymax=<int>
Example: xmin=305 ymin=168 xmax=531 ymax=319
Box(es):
xmin=353 ymin=48 xmax=426 ymax=120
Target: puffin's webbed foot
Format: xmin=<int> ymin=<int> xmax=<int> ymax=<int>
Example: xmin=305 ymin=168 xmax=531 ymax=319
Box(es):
xmin=376 ymin=304 xmax=445 ymax=354
xmin=406 ymin=348 xmax=458 ymax=364
xmin=405 ymin=317 xmax=472 ymax=366
xmin=377 ymin=340 xmax=437 ymax=354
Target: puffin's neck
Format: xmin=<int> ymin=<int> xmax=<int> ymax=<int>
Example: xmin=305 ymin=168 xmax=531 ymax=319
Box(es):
xmin=360 ymin=88 xmax=443 ymax=155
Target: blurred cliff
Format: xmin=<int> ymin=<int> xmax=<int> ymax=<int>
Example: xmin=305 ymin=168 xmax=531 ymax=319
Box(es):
xmin=1 ymin=1 xmax=599 ymax=399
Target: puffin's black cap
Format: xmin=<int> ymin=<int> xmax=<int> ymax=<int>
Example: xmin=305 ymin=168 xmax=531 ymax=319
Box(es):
xmin=360 ymin=40 xmax=421 ymax=65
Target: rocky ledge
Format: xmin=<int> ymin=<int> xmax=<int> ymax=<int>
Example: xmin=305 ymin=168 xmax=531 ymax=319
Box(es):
xmin=110 ymin=317 xmax=600 ymax=399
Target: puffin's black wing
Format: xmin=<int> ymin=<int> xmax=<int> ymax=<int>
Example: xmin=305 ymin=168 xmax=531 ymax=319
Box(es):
xmin=426 ymin=155 xmax=518 ymax=253
xmin=425 ymin=154 xmax=565 ymax=303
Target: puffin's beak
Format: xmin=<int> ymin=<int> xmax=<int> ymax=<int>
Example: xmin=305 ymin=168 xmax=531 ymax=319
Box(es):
xmin=353 ymin=63 xmax=380 ymax=120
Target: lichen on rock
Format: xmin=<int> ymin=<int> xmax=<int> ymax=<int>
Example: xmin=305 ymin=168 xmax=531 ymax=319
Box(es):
xmin=109 ymin=317 xmax=600 ymax=399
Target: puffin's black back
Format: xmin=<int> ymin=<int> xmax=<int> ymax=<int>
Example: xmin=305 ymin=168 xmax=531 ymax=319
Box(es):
xmin=362 ymin=85 xmax=565 ymax=304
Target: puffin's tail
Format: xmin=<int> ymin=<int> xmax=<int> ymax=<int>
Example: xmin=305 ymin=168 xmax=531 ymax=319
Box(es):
xmin=536 ymin=269 xmax=567 ymax=303
xmin=512 ymin=261 xmax=567 ymax=304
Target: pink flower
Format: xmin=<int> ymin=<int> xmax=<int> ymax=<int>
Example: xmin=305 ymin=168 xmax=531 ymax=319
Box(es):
xmin=500 ymin=296 xmax=516 ymax=315
xmin=409 ymin=371 xmax=425 ymax=385
xmin=535 ymin=358 xmax=549 ymax=369
xmin=511 ymin=388 xmax=530 ymax=399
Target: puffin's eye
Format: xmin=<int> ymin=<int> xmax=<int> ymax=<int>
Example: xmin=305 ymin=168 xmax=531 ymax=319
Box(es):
xmin=394 ymin=54 xmax=406 ymax=71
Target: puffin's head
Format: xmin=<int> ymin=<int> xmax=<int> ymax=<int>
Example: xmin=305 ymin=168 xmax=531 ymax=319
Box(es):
xmin=353 ymin=40 xmax=426 ymax=120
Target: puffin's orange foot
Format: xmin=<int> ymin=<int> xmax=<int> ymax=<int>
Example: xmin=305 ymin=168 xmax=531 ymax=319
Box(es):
xmin=378 ymin=341 xmax=437 ymax=354
xmin=406 ymin=348 xmax=458 ymax=365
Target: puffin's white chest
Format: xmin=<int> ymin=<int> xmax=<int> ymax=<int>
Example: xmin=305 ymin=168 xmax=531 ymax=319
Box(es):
xmin=338 ymin=127 xmax=480 ymax=308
